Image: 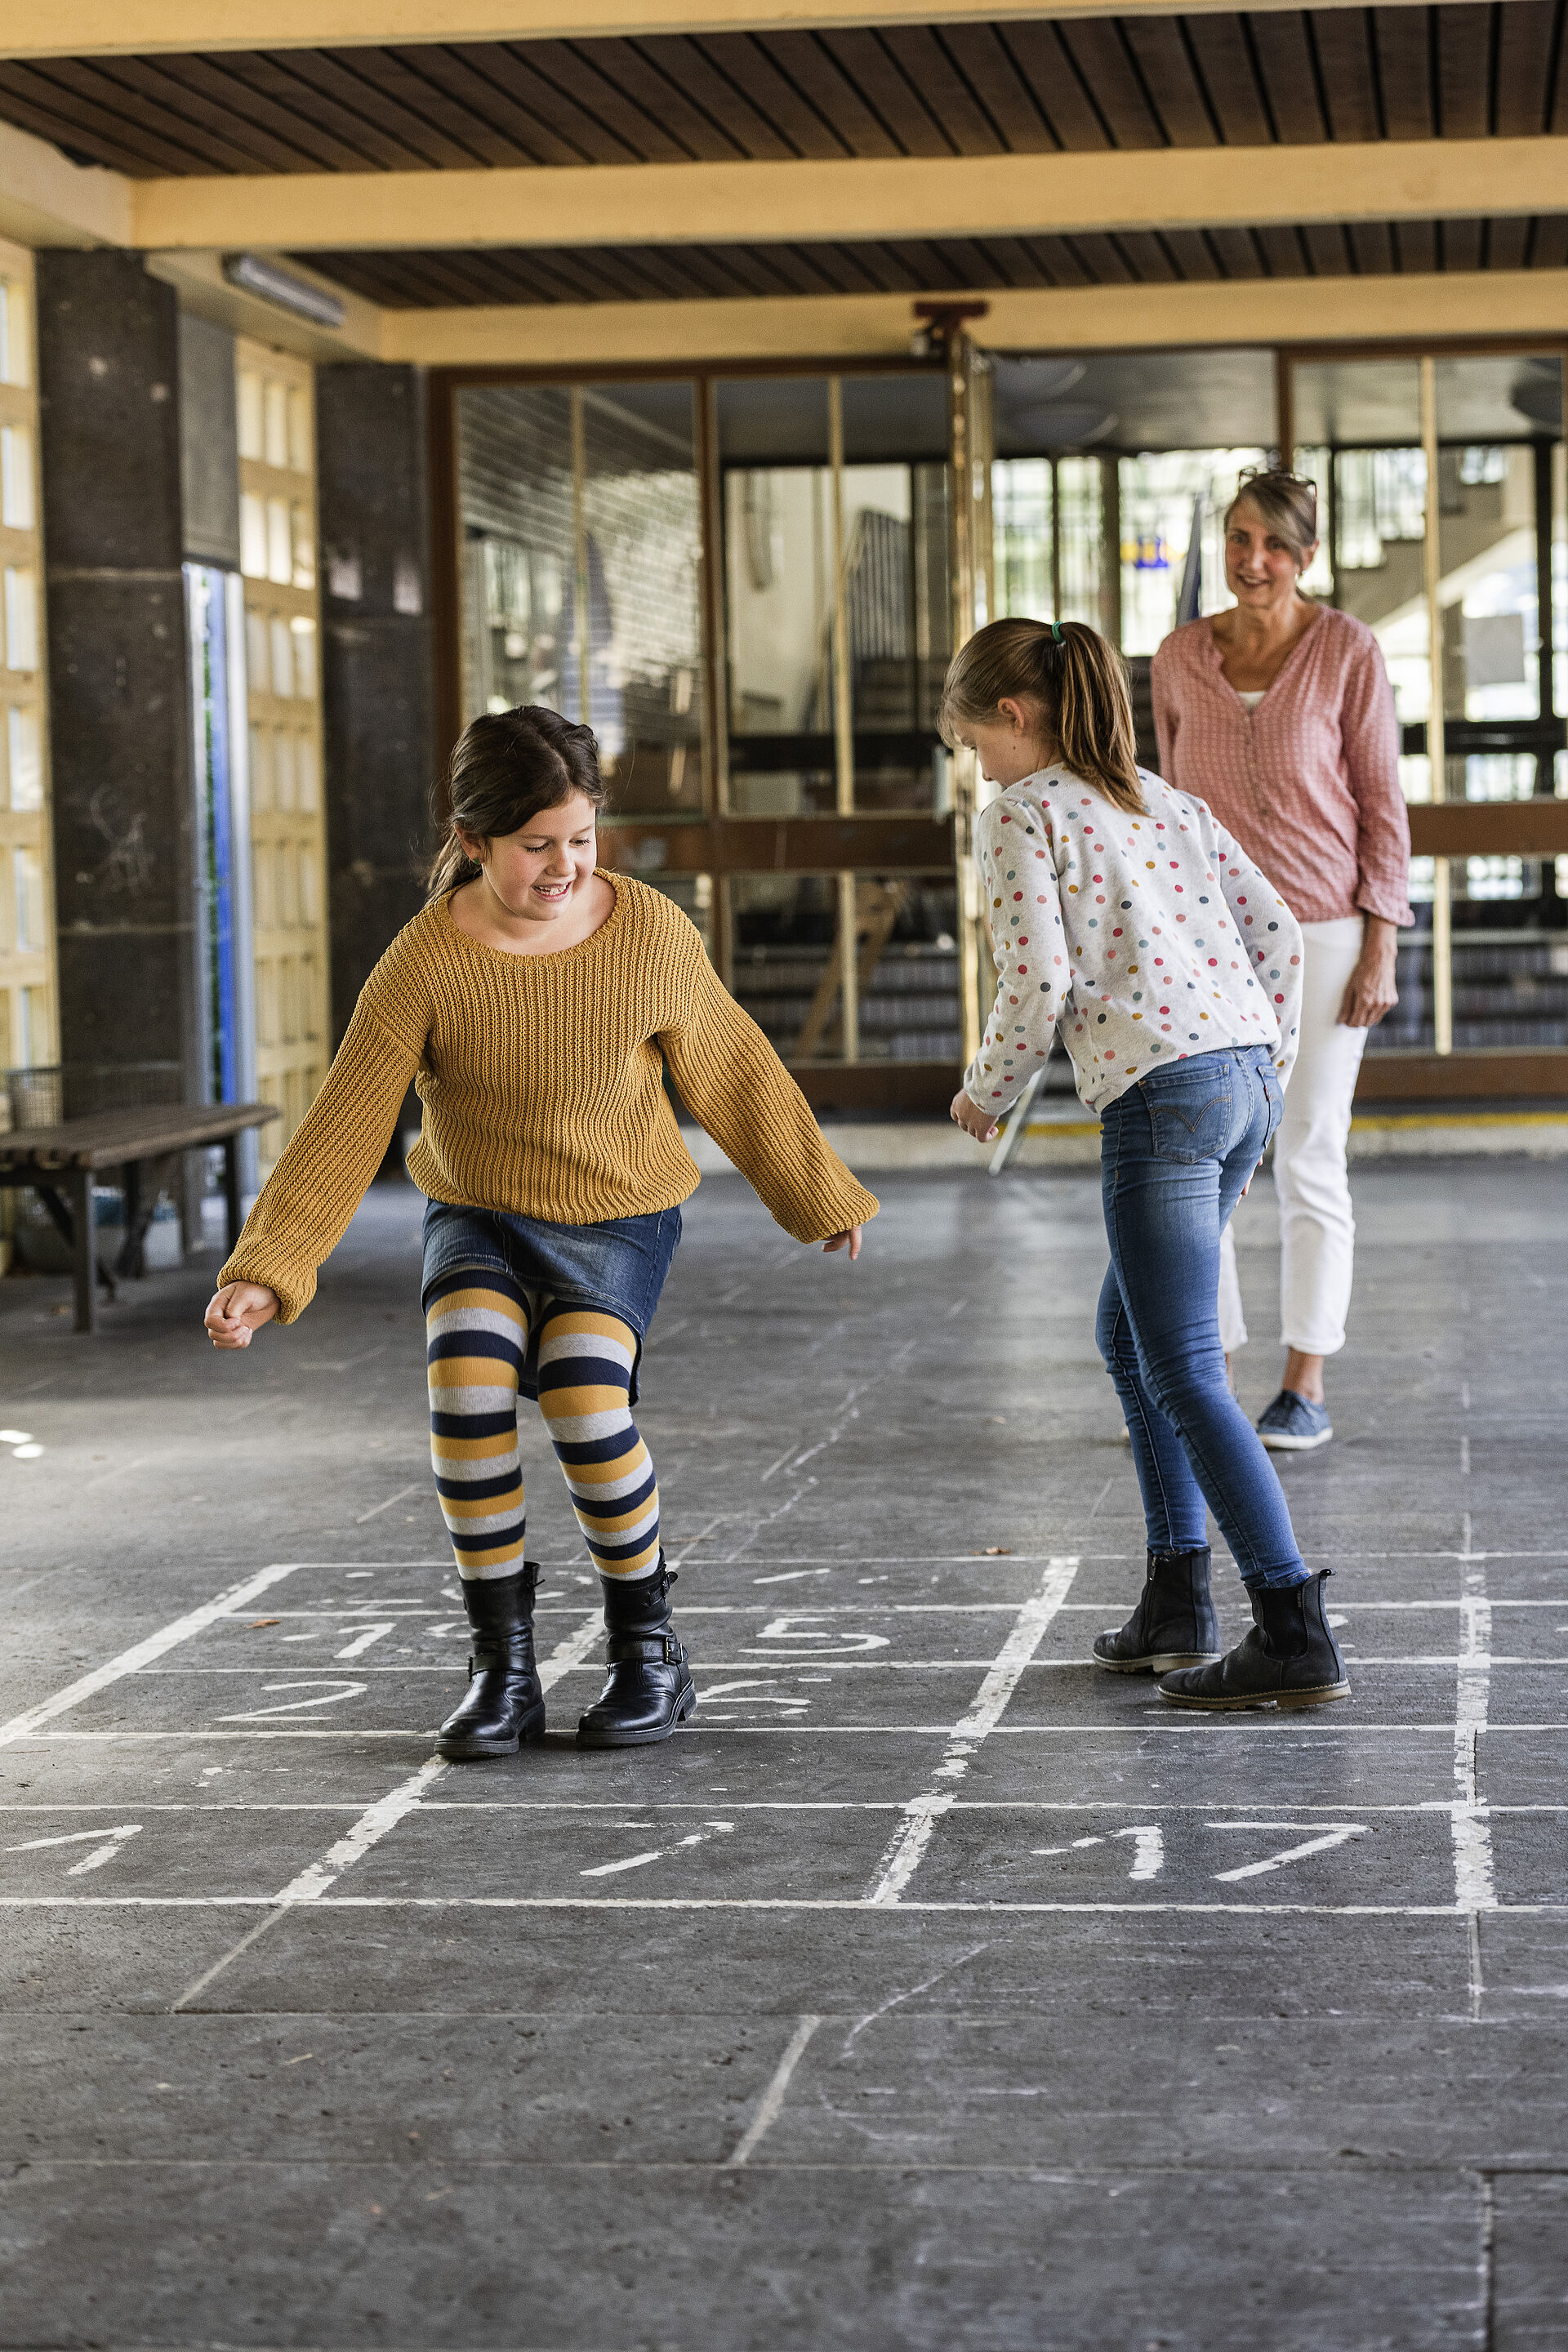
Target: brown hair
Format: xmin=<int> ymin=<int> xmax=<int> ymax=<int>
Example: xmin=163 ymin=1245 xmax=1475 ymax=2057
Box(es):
xmin=938 ymin=617 xmax=1145 ymax=815
xmin=427 ymin=704 xmax=607 ymax=899
xmin=1223 ymin=470 xmax=1318 ymax=568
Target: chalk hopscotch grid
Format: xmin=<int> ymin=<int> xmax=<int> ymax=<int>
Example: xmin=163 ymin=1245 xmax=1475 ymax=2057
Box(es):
xmin=0 ymin=1556 xmax=1551 ymax=1939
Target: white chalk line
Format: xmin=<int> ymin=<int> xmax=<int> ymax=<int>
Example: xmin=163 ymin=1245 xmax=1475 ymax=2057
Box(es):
xmin=0 ymin=1562 xmax=304 ymax=1748
xmin=170 ymin=1907 xmax=292 ymax=2014
xmin=866 ymin=1557 xmax=1080 ymax=1906
xmin=25 ymin=1719 xmax=1568 ymax=1742
xmin=273 ymin=1757 xmax=450 ymax=1904
xmin=7 ymin=1895 xmax=1563 ymax=1917
xmin=208 ymin=1598 xmax=1568 ymax=1619
xmin=11 ymin=1797 xmax=1556 ymax=1817
xmin=273 ymin=1609 xmax=602 ymax=1909
xmin=1454 ymin=1561 xmax=1498 ymax=2025
xmin=109 ymin=1654 xmax=1568 ymax=1674
xmin=725 ymin=2015 xmax=824 ymax=2165
xmin=167 ymin=1606 xmax=607 ymax=2007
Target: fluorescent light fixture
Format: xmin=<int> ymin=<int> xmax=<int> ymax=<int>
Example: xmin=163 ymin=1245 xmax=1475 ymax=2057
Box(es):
xmin=221 ymin=253 xmax=346 ymax=329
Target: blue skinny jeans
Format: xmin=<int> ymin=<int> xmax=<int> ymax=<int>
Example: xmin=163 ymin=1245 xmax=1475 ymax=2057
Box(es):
xmin=1096 ymin=1044 xmax=1308 ymax=1591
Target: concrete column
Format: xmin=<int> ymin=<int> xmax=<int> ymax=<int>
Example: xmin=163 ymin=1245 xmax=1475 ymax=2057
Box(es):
xmin=36 ymin=249 xmax=205 ymax=1264
xmin=317 ymin=363 xmax=435 ymax=1054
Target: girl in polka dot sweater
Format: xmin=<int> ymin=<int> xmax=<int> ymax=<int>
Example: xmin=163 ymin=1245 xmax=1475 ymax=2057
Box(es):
xmin=946 ymin=620 xmax=1348 ymax=1718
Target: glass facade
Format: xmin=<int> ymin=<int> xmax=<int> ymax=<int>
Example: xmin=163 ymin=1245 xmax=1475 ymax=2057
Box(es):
xmin=457 ymin=383 xmax=703 ymax=817
xmin=1292 ymin=350 xmax=1566 ymax=1060
xmin=454 ymin=367 xmax=968 ymax=1087
xmin=443 ymin=339 xmax=1566 ymax=1102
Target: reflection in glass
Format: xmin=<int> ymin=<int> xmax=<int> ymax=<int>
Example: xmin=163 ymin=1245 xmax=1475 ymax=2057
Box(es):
xmin=728 ymin=873 xmax=960 ymax=1064
xmin=1292 ymin=350 xmax=1566 ymax=1056
xmin=456 ymin=382 xmax=703 ymax=816
xmin=1116 ymin=448 xmax=1268 ymax=659
xmin=721 ymin=376 xmax=952 ymax=818
xmin=724 ymin=454 xmax=835 ymax=817
xmin=992 ymin=456 xmax=1104 ymax=627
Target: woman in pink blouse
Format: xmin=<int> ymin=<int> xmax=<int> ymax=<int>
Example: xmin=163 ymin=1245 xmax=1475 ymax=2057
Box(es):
xmin=1152 ymin=472 xmax=1413 ymax=1453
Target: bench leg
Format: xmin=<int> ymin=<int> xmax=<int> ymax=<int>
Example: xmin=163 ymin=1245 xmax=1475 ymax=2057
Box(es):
xmin=116 ymin=1159 xmax=156 ymax=1281
xmin=223 ymin=1136 xmax=243 ymax=1254
xmin=70 ymin=1166 xmax=96 ymax=1334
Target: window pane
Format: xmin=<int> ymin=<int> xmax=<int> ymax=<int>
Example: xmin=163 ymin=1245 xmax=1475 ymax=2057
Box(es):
xmin=457 ymin=384 xmax=572 ymax=724
xmin=728 ymin=873 xmax=960 ymax=1067
xmin=1117 ymin=448 xmax=1269 ymax=659
xmin=6 ymin=706 xmax=40 ymax=811
xmin=1 ymin=424 xmax=33 ymax=529
xmin=239 ymin=493 xmax=268 ymax=578
xmin=580 ymin=382 xmax=702 ymax=815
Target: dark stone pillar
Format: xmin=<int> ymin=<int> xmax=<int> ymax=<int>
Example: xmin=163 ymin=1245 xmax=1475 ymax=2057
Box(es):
xmin=317 ymin=363 xmax=436 ymax=1054
xmin=36 ymin=251 xmax=203 ymax=1126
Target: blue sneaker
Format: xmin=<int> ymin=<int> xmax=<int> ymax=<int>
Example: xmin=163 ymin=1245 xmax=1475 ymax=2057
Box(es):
xmin=1257 ymin=1390 xmax=1333 ymax=1452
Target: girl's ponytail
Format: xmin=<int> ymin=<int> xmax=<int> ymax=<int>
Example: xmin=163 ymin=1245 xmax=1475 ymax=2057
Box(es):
xmin=939 ymin=617 xmax=1146 ymax=816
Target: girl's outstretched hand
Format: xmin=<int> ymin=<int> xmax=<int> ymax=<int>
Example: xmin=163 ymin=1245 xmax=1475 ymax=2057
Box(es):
xmin=821 ymin=1226 xmax=863 ymax=1262
xmin=205 ymin=1281 xmax=279 ymax=1349
xmin=950 ymin=1089 xmax=1000 ymax=1143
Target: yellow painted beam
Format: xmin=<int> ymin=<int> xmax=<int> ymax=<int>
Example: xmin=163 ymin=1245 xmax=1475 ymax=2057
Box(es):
xmin=379 ymin=270 xmax=1568 ymax=368
xmin=0 ymin=0 xmax=1432 ymax=62
xmin=0 ymin=115 xmax=130 ymax=248
xmin=132 ymin=138 xmax=1568 ymax=256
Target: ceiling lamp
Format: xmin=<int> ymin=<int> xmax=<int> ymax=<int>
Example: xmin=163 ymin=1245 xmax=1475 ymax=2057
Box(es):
xmin=220 ymin=254 xmax=346 ymax=329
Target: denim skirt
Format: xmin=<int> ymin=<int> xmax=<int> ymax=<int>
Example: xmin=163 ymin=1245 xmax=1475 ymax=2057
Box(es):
xmin=420 ymin=1199 xmax=682 ymax=1404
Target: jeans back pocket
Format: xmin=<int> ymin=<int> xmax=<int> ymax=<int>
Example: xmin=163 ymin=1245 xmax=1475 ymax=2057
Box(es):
xmin=1143 ymin=1061 xmax=1235 ymax=1162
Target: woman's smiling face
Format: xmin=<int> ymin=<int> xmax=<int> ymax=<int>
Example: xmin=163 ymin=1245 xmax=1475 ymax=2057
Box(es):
xmin=459 ymin=792 xmax=600 ymax=926
xmin=1224 ymin=497 xmax=1315 ymax=609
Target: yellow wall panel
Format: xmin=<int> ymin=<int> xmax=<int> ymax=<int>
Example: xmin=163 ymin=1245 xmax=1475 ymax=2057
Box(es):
xmin=237 ymin=336 xmax=328 ymax=1177
xmin=0 ymin=237 xmax=56 ymax=1092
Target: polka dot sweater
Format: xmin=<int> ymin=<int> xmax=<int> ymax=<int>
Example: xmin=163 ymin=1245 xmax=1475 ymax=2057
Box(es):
xmin=962 ymin=764 xmax=1304 ymax=1119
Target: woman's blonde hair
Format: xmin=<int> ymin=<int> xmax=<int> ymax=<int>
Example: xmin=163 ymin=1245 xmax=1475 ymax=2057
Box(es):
xmin=938 ymin=617 xmax=1145 ymax=815
xmin=1223 ymin=470 xmax=1318 ymax=568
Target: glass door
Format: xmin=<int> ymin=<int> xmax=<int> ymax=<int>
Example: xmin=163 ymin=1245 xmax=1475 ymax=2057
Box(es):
xmin=1286 ymin=345 xmax=1567 ymax=1093
xmin=444 ymin=359 xmax=975 ymax=1112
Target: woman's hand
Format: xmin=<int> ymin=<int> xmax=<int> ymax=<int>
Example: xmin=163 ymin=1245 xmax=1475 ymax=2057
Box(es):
xmin=1338 ymin=916 xmax=1400 ymax=1029
xmin=821 ymin=1227 xmax=863 ymax=1262
xmin=204 ymin=1281 xmax=279 ymax=1349
xmin=951 ymin=1089 xmax=1001 ymax=1143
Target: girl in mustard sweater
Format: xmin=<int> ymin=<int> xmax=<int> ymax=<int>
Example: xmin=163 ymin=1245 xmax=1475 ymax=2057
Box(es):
xmin=205 ymin=706 xmax=877 ymax=1759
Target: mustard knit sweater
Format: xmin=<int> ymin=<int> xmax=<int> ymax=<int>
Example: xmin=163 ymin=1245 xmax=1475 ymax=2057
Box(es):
xmin=220 ymin=874 xmax=880 ymax=1322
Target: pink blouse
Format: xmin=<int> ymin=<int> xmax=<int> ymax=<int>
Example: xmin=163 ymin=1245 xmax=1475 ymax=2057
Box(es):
xmin=1151 ymin=606 xmax=1414 ymax=929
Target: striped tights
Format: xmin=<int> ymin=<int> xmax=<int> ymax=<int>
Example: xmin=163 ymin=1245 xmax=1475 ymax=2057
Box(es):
xmin=425 ymin=1268 xmax=661 ymax=1585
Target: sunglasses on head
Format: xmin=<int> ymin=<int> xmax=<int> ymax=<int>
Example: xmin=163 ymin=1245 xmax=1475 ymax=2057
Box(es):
xmin=1234 ymin=466 xmax=1319 ymax=525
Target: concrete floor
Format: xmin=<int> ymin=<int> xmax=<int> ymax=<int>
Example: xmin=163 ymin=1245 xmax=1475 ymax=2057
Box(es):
xmin=0 ymin=1157 xmax=1563 ymax=2350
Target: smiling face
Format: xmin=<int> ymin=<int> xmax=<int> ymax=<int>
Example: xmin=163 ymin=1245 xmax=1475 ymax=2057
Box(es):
xmin=955 ymin=694 xmax=1057 ymax=787
xmin=458 ymin=791 xmax=600 ymax=927
xmin=1224 ymin=497 xmax=1316 ymax=612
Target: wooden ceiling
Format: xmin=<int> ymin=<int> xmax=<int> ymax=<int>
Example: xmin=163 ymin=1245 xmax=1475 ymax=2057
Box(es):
xmin=2 ymin=5 xmax=1565 ymax=178
xmin=309 ymin=212 xmax=1568 ymax=305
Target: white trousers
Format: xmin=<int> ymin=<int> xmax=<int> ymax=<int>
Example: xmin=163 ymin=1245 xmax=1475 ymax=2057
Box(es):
xmin=1219 ymin=915 xmax=1369 ymax=1360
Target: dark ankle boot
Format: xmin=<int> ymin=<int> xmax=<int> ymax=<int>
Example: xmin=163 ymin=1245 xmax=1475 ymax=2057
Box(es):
xmin=1158 ymin=1568 xmax=1349 ymax=1711
xmin=577 ymin=1554 xmax=696 ymax=1748
xmin=435 ymin=1564 xmax=546 ymax=1760
xmin=1093 ymin=1546 xmax=1221 ymax=1673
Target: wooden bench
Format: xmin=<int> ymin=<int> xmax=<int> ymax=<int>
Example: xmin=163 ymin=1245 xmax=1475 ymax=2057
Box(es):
xmin=0 ymin=1102 xmax=280 ymax=1333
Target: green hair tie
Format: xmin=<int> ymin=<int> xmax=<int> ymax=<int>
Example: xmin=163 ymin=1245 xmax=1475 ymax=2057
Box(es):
xmin=1051 ymin=621 xmax=1063 ymax=643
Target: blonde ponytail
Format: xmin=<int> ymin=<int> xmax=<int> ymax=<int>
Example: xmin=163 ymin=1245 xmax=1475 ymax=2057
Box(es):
xmin=938 ymin=616 xmax=1145 ymax=816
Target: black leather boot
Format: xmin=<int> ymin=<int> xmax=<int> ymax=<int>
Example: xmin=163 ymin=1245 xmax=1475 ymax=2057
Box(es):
xmin=1093 ymin=1545 xmax=1222 ymax=1674
xmin=577 ymin=1554 xmax=696 ymax=1748
xmin=435 ymin=1564 xmax=546 ymax=1760
xmin=1158 ymin=1568 xmax=1349 ymax=1711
